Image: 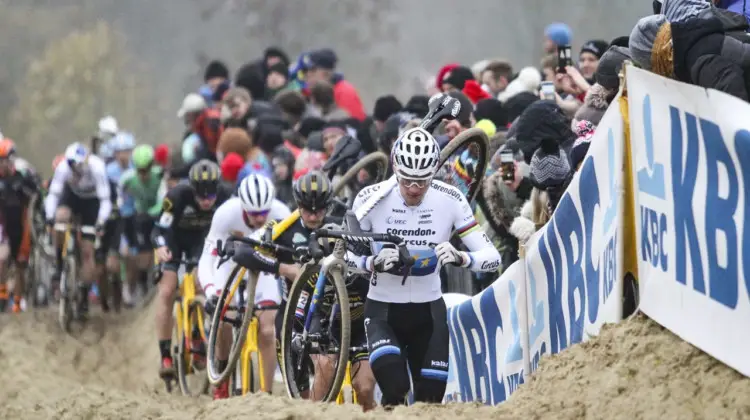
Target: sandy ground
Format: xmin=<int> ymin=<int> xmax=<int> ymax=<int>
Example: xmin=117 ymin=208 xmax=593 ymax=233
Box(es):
xmin=0 ymin=304 xmax=748 ymax=419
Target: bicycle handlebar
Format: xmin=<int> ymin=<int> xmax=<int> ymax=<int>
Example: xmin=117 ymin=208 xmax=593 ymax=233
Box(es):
xmin=308 ymin=229 xmax=414 ymax=285
xmin=215 ymin=236 xmax=309 ymax=268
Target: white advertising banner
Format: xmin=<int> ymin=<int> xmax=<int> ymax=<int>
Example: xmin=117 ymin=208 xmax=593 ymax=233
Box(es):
xmin=627 ymin=65 xmax=750 ymax=377
xmin=524 ymin=94 xmax=625 ymax=371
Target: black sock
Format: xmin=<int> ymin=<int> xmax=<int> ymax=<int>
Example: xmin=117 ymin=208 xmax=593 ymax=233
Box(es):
xmin=217 ymin=359 xmax=228 ymax=372
xmin=159 ymin=340 xmax=172 ymax=359
xmin=55 ymin=248 xmax=63 ymax=273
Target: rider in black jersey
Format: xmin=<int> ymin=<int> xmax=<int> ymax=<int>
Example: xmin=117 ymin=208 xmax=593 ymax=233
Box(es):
xmin=94 ymin=180 xmax=123 ymax=312
xmin=151 ymin=159 xmax=232 ymax=379
xmin=235 ymin=171 xmax=375 ymax=409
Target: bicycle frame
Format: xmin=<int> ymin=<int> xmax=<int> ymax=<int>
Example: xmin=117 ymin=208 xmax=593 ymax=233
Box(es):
xmin=178 ymin=268 xmax=205 ymax=365
xmin=299 ymin=245 xmax=348 ymax=342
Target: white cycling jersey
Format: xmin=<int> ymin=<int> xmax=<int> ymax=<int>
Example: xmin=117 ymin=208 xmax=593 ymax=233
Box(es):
xmin=198 ymin=197 xmax=291 ymax=305
xmin=44 ymin=155 xmax=112 ymax=225
xmin=351 ymin=179 xmax=501 ymax=304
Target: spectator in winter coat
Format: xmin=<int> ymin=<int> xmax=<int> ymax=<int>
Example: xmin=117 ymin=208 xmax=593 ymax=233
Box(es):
xmin=505 ymin=100 xmax=577 ymax=165
xmin=578 ymin=40 xmax=610 ymax=83
xmin=302 ymin=49 xmax=366 ymax=121
xmin=480 ymin=60 xmax=514 ymax=97
xmin=309 ymin=80 xmax=352 ymax=122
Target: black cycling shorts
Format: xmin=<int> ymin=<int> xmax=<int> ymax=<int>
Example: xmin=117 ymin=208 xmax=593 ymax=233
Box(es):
xmin=95 ymin=217 xmax=122 ymax=261
xmin=364 ymin=298 xmax=449 ymax=404
xmin=122 ymin=215 xmax=138 ymax=250
xmin=132 ymin=215 xmax=156 ymax=253
xmin=162 ymin=230 xmax=204 ymax=273
xmin=58 ymin=185 xmax=99 ymax=239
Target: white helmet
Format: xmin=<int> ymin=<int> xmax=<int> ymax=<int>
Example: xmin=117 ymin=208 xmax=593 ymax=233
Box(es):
xmin=111 ymin=131 xmax=136 ymax=152
xmin=98 ymin=116 xmax=119 ymax=138
xmin=238 ymin=174 xmax=275 ymax=212
xmin=391 ymin=127 xmax=440 ymax=180
xmin=64 ymin=142 xmax=89 ymax=169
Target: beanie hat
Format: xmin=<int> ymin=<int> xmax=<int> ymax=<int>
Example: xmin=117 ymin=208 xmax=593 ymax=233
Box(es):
xmin=154 ymin=144 xmax=170 ymax=167
xmin=403 ymin=95 xmax=430 ymax=118
xmin=475 ymin=119 xmax=497 ymax=138
xmin=569 ymin=120 xmax=595 ymax=169
xmin=204 ymin=60 xmax=230 ymax=82
xmin=267 ymin=62 xmax=289 ymax=78
xmin=544 ymin=22 xmax=573 ymax=46
xmin=595 ymin=46 xmax=632 ymax=91
xmin=263 ymin=47 xmax=290 ymax=69
xmin=221 ymin=152 xmax=245 ymax=183
xmin=629 ymin=15 xmax=667 ymax=71
xmin=503 ymin=91 xmax=539 ymax=124
xmin=572 ymin=84 xmax=610 ymax=127
xmin=462 ymin=80 xmax=492 ymax=104
xmin=442 ymin=66 xmax=475 ymax=90
xmin=436 ymin=63 xmax=460 ymax=91
xmin=473 ymin=98 xmax=508 ymax=130
xmin=530 ymin=137 xmax=572 ymax=189
xmin=580 ymin=40 xmax=609 ymax=60
xmin=373 ymin=95 xmax=403 ymax=122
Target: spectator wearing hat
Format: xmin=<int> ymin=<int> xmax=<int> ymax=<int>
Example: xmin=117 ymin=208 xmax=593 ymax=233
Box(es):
xmin=220 ymin=152 xmax=245 ymax=188
xmin=265 ymin=62 xmax=295 ymax=100
xmin=595 ymin=45 xmax=632 ymax=94
xmin=263 ymin=47 xmax=290 ymax=73
xmin=473 ymin=98 xmax=508 ymax=131
xmin=578 ymin=40 xmax=609 ymax=83
xmin=303 ymin=48 xmax=366 ymax=121
xmin=544 ymin=22 xmax=573 ymax=54
xmin=204 ymin=60 xmax=230 ymax=92
xmin=441 ymin=66 xmax=475 ymax=93
xmin=403 ymin=95 xmax=429 ymax=118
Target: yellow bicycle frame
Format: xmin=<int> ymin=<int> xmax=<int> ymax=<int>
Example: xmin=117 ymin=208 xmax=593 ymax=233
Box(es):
xmin=271 ymin=210 xmax=299 ymax=241
xmin=336 ymin=361 xmax=358 ymax=404
xmin=176 ymin=268 xmax=206 ymax=371
xmin=223 ymin=266 xmax=268 ymax=395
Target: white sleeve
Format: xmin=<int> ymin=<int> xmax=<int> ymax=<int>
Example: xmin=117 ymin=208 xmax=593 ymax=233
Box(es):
xmin=346 ymin=187 xmax=374 ymax=271
xmin=198 ymin=203 xmax=233 ymax=296
xmin=453 ymin=194 xmax=501 ymax=272
xmin=44 ymin=164 xmax=68 ymax=222
xmin=271 ymin=199 xmax=291 ymax=219
xmin=94 ymin=162 xmax=112 ymax=225
xmin=197 ymin=242 xmax=218 ymax=296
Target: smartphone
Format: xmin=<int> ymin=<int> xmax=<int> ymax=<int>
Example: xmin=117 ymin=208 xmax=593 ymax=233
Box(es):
xmin=557 ymin=45 xmax=572 ymax=73
xmin=540 ymin=81 xmax=555 ymax=100
xmin=500 ymin=150 xmax=515 ymax=182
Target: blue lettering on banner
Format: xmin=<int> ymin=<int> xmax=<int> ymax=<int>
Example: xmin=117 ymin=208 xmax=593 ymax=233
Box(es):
xmin=448 ymin=288 xmax=506 ymax=404
xmin=638 ymin=94 xmax=750 ymax=309
xmin=505 ymin=280 xmax=523 ymax=363
xmin=602 ymin=127 xmax=619 ymax=231
xmin=526 ymin=258 xmax=546 ymax=348
xmin=529 ymin=342 xmax=547 ymax=373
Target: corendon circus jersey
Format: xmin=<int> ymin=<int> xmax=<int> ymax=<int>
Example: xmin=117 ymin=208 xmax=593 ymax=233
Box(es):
xmin=350 ymin=179 xmax=501 ymax=303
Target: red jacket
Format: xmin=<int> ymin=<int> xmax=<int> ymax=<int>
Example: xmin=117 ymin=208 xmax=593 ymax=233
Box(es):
xmin=333 ymin=79 xmax=366 ymax=121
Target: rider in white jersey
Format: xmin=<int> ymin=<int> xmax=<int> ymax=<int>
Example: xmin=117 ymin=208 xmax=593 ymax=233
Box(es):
xmin=350 ymin=127 xmax=500 ymax=407
xmin=197 ymin=173 xmax=290 ymax=399
xmin=44 ymin=142 xmax=112 ymax=316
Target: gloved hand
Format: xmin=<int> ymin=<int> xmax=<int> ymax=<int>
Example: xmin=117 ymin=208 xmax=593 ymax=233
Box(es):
xmin=435 ymin=242 xmax=470 ymax=269
xmin=370 ymin=247 xmax=400 ymax=272
xmin=205 ymin=295 xmax=219 ymax=317
xmin=232 ymin=244 xmax=280 ymax=275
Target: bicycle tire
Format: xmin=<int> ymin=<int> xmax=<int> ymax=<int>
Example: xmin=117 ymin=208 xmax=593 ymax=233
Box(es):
xmin=281 ymin=263 xmax=351 ymax=401
xmin=206 ymin=265 xmax=258 ymax=385
xmin=334 ymin=151 xmax=389 ymax=202
xmin=437 ymin=127 xmax=490 ymax=204
xmin=58 ymin=255 xmax=76 ymax=332
xmin=177 ymin=296 xmax=210 ymax=397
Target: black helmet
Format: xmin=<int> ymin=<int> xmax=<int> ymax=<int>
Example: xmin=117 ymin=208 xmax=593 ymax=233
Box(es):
xmin=188 ymin=159 xmax=221 ymax=197
xmin=293 ymin=170 xmax=333 ymax=211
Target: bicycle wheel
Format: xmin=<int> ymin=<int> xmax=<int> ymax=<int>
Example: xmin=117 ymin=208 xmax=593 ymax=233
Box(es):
xmin=177 ymin=296 xmax=210 ymax=396
xmin=436 ymin=127 xmax=490 ymax=204
xmin=58 ymin=254 xmax=76 ymax=332
xmin=206 ymin=265 xmax=258 ymax=385
xmin=281 ymin=263 xmax=351 ymax=401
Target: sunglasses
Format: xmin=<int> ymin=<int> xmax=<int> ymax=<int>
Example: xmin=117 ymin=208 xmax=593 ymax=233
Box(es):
xmin=246 ymin=209 xmax=270 ymax=218
xmin=397 ymin=176 xmax=431 ymax=189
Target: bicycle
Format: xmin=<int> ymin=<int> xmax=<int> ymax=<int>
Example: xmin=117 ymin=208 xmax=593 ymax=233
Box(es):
xmin=335 ymin=345 xmax=368 ymax=404
xmin=279 ymin=216 xmax=413 ymax=402
xmin=206 ymin=236 xmax=305 ymax=394
xmin=54 ymin=221 xmax=95 ymax=332
xmin=161 ymin=257 xmax=210 ymax=396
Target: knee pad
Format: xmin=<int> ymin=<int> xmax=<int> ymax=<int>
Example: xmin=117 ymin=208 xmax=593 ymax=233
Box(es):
xmin=370 ymin=350 xmax=410 ymax=405
xmin=414 ymin=376 xmax=447 ymax=403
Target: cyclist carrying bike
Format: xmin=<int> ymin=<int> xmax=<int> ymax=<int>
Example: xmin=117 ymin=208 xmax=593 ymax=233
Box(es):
xmin=198 ymin=173 xmax=291 ymax=399
xmin=152 ymin=159 xmax=232 ymax=381
xmin=0 ymin=139 xmax=40 ymax=313
xmin=45 ymin=142 xmax=112 ymax=318
xmin=119 ymin=144 xmax=164 ymax=300
xmin=349 ymin=127 xmax=501 ymax=407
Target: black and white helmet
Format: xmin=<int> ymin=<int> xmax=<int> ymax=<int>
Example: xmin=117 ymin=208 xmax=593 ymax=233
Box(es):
xmin=238 ymin=174 xmax=275 ymax=212
xmin=391 ymin=127 xmax=440 ymax=179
